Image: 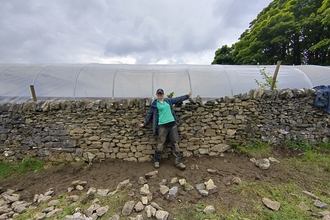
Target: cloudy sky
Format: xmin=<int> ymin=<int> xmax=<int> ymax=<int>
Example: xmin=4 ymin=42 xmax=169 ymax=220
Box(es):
xmin=0 ymin=0 xmax=272 ymax=64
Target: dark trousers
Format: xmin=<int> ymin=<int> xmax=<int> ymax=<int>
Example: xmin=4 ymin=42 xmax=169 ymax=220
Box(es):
xmin=154 ymin=122 xmax=183 ymax=164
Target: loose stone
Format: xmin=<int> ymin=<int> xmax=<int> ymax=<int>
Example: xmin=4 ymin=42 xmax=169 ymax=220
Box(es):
xmin=145 ymin=171 xmax=158 ymax=179
xmin=96 ymin=205 xmax=109 ymax=217
xmin=97 ymin=189 xmax=109 ymax=196
xmin=134 ymin=201 xmax=144 ymax=212
xmin=122 ymin=201 xmax=135 ymax=216
xmin=155 ymin=210 xmax=169 ymax=220
xmin=160 ymin=185 xmax=170 ymax=195
xmin=138 ymin=177 xmax=148 ymax=185
xmin=314 ymin=200 xmax=328 ymax=209
xmin=255 ymin=159 xmax=270 ymax=169
xmin=169 ymin=186 xmax=178 ymax=197
xmin=203 ymin=205 xmax=215 ymax=214
xmin=262 ymin=198 xmax=281 ymax=211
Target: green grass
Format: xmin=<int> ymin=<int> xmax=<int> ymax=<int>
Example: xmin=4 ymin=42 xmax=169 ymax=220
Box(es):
xmin=0 ymin=157 xmax=44 ymax=180
xmin=0 ymin=162 xmax=12 ymax=179
xmin=223 ymin=145 xmax=330 ymax=220
xmin=233 ymin=141 xmax=273 ymax=158
xmin=17 ymin=157 xmax=44 ymax=173
xmin=316 ymin=141 xmax=330 ymax=151
xmin=282 ymin=137 xmax=312 ymax=151
xmin=174 ymin=202 xmax=220 ymax=220
xmin=227 ymin=181 xmax=328 ymax=220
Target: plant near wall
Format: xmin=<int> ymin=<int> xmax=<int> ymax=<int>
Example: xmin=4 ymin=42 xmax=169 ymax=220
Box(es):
xmin=254 ymin=65 xmax=278 ymax=89
xmin=167 ymin=92 xmax=174 ymax=98
xmin=282 ymin=136 xmax=312 ymax=151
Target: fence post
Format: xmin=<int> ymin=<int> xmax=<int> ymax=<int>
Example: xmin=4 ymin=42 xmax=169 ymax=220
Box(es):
xmin=29 ymin=85 xmax=37 ymax=102
xmin=271 ymin=61 xmax=281 ymax=90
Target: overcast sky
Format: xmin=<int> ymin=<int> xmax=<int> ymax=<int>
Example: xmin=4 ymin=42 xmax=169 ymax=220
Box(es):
xmin=0 ymin=0 xmax=272 ymax=64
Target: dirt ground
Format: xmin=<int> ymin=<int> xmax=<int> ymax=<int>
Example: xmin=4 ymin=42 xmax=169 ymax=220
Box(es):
xmin=1 ymin=146 xmax=327 ymax=218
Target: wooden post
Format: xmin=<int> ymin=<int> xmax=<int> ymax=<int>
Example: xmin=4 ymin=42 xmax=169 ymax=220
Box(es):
xmin=29 ymin=85 xmax=37 ymax=102
xmin=271 ymin=61 xmax=281 ymax=90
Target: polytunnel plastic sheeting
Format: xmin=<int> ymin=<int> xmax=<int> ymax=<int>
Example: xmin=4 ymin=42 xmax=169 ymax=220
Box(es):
xmin=34 ymin=65 xmax=80 ymax=100
xmin=189 ymin=66 xmax=232 ymax=98
xmin=0 ymin=64 xmax=330 ymax=104
xmin=295 ymin=65 xmax=330 ymax=87
xmin=74 ymin=65 xmax=117 ymax=99
xmin=153 ymin=70 xmax=191 ymax=99
xmin=225 ymin=65 xmax=313 ymax=95
xmin=0 ymin=64 xmax=45 ymax=103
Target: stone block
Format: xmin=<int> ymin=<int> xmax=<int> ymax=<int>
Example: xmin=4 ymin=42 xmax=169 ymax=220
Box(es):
xmin=63 ymin=140 xmax=75 ymax=148
xmin=70 ymin=128 xmax=85 ymax=134
xmin=89 ymin=136 xmax=100 ymax=141
xmin=89 ymin=142 xmax=102 ymax=149
xmin=210 ymin=144 xmax=230 ymax=153
xmin=116 ymin=152 xmax=128 ymax=159
xmin=187 ymin=145 xmax=199 ymax=151
xmin=198 ymin=149 xmax=209 ymax=155
xmin=142 ymin=150 xmax=154 ymax=155
xmin=95 ymin=153 xmax=105 ymax=159
xmin=138 ymin=156 xmax=151 ymax=162
xmin=205 ymin=129 xmax=216 ymax=137
xmin=123 ymin=157 xmax=137 ymax=162
xmin=1 ymin=134 xmax=7 ymax=140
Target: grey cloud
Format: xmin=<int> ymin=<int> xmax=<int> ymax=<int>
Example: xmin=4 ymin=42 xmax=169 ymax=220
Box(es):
xmin=0 ymin=0 xmax=272 ymax=64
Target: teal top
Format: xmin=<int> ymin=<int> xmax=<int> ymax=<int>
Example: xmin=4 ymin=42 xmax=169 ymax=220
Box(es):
xmin=157 ymin=100 xmax=175 ymax=125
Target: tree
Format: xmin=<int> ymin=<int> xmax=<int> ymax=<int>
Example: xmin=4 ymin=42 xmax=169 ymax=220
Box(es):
xmin=211 ymin=45 xmax=236 ymax=65
xmin=309 ymin=0 xmax=330 ymax=65
xmin=212 ymin=0 xmax=330 ymax=65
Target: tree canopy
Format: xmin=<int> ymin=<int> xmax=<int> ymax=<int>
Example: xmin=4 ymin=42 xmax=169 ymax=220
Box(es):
xmin=212 ymin=0 xmax=330 ymax=65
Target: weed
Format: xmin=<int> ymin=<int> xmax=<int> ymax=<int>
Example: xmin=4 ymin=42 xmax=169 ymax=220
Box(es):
xmin=174 ymin=203 xmax=219 ymax=220
xmin=234 ymin=141 xmax=272 ymax=158
xmin=301 ymin=150 xmax=330 ymax=172
xmin=282 ymin=137 xmax=312 ymax=151
xmin=254 ymin=65 xmax=278 ymax=89
xmin=167 ymin=92 xmax=174 ymax=98
xmin=317 ymin=141 xmax=330 ymax=150
xmin=0 ymin=158 xmax=43 ymax=180
xmin=0 ymin=162 xmax=13 ymax=179
xmin=17 ymin=157 xmax=44 ymax=174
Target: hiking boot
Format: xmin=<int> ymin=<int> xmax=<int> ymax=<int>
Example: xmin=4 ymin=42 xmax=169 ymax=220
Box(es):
xmin=154 ymin=162 xmax=160 ymax=168
xmin=176 ymin=163 xmax=186 ymax=170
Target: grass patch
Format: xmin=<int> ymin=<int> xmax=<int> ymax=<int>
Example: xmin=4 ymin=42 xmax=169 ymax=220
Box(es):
xmin=17 ymin=157 xmax=44 ymax=174
xmin=289 ymin=149 xmax=330 ymax=173
xmin=282 ymin=138 xmax=312 ymax=151
xmin=316 ymin=141 xmax=330 ymax=150
xmin=0 ymin=158 xmax=44 ymax=180
xmin=234 ymin=141 xmax=272 ymax=158
xmin=174 ymin=202 xmax=220 ymax=220
xmin=227 ymin=181 xmax=327 ymax=220
xmin=0 ymin=162 xmax=13 ymax=179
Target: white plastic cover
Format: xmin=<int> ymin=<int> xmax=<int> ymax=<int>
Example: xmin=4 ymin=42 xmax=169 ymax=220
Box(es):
xmin=0 ymin=64 xmax=329 ymax=104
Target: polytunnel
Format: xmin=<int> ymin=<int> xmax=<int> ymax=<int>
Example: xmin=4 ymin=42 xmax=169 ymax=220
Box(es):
xmin=0 ymin=64 xmax=329 ymax=104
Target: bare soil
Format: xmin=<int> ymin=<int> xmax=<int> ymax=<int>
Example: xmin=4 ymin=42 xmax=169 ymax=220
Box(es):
xmin=0 ymin=147 xmax=328 ymax=219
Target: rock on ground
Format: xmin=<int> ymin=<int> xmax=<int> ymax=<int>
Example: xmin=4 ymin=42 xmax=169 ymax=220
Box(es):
xmin=262 ymin=198 xmax=281 ymax=211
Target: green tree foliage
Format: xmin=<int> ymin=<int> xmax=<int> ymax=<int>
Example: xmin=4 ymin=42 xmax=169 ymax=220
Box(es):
xmin=211 ymin=45 xmax=235 ymax=64
xmin=212 ymin=0 xmax=330 ymax=65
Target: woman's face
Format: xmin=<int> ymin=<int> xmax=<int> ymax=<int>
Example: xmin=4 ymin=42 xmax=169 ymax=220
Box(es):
xmin=156 ymin=93 xmax=164 ymax=100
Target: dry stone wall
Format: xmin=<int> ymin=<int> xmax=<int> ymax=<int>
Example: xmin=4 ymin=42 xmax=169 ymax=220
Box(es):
xmin=0 ymin=88 xmax=329 ymax=163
